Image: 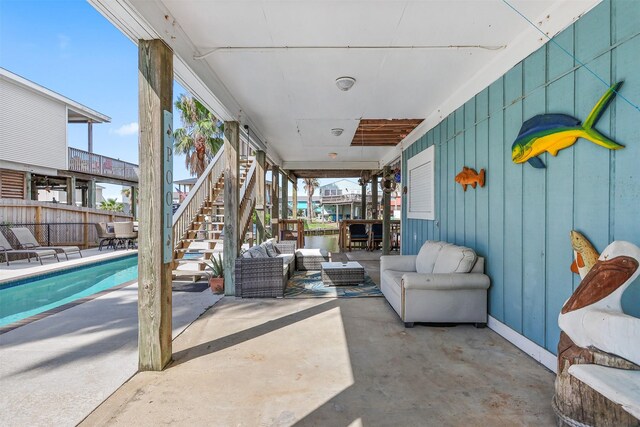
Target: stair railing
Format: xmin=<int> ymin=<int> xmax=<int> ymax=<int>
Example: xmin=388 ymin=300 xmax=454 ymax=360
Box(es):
xmin=172 ymin=147 xmax=225 ymax=252
xmin=238 ymin=159 xmax=257 ymax=247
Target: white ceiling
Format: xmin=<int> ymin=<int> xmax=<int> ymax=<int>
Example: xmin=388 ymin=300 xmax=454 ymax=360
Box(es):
xmin=91 ymin=0 xmax=601 ymax=169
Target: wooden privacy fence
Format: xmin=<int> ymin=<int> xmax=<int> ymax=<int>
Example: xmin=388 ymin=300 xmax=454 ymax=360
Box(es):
xmin=0 ymin=199 xmax=132 ymax=248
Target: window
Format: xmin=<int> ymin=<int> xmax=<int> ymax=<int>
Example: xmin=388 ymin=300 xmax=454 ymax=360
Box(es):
xmin=406 ymin=145 xmax=435 ymax=220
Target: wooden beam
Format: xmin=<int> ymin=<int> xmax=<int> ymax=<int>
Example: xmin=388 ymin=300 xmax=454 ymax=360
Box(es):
xmin=290 ymin=169 xmax=364 ymax=179
xmin=382 ymin=166 xmax=391 ymax=255
xmin=281 ymin=170 xmax=288 ymax=220
xmin=255 ymin=150 xmax=266 ymax=244
xmin=271 ymin=165 xmax=280 ymax=240
xmin=223 ymin=121 xmax=240 ymax=296
xmin=137 ymin=38 xmax=173 ymax=371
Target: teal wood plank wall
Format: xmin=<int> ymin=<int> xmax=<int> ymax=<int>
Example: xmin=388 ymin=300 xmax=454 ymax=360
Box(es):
xmin=400 ymin=0 xmax=640 ymax=355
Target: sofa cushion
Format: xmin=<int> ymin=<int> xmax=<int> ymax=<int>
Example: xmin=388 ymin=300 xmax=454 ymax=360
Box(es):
xmin=432 ymin=245 xmax=477 ymax=274
xmin=296 ymin=248 xmax=329 ymax=258
xmin=241 ymin=250 xmax=253 ymax=259
xmin=415 ymin=241 xmax=449 ymax=274
xmin=248 ymin=246 xmax=268 ymax=258
xmin=277 ymin=253 xmax=294 ymax=266
xmin=264 ymin=241 xmax=279 ymax=257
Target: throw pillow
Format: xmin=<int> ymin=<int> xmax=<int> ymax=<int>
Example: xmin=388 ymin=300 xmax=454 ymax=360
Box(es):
xmin=432 ymin=245 xmax=477 ymax=274
xmin=415 ymin=241 xmax=449 ymax=274
xmin=253 ymin=245 xmax=269 ymax=258
xmin=264 ymin=241 xmax=279 ymax=257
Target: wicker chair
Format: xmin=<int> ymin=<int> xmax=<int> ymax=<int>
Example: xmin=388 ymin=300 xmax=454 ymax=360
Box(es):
xmin=235 ymin=241 xmax=296 ymax=298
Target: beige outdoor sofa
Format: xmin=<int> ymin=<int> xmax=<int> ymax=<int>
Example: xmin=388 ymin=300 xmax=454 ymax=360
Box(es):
xmin=380 ymin=240 xmax=490 ymax=328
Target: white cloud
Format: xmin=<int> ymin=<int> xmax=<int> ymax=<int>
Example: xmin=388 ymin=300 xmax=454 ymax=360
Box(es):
xmin=111 ymin=122 xmax=139 ymax=136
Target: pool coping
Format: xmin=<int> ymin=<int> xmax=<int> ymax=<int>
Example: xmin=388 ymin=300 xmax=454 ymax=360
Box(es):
xmin=0 ymin=249 xmax=137 ymax=286
xmin=0 ymin=279 xmax=138 ymax=335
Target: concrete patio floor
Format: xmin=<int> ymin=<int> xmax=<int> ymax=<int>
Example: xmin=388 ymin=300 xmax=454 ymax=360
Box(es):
xmin=0 ymin=280 xmax=220 ymax=427
xmin=82 ymin=296 xmax=556 ymax=426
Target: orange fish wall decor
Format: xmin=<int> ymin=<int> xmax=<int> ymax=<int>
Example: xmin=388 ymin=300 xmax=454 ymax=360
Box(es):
xmin=455 ymin=167 xmax=486 ymax=191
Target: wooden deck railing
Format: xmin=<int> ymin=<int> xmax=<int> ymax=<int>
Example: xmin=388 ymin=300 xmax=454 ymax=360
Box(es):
xmin=172 ymin=148 xmax=225 ymax=250
xmin=68 ymin=147 xmax=138 ymax=182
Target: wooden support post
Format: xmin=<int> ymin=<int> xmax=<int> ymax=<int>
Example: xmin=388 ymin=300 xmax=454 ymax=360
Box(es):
xmin=137 ymin=39 xmax=173 ymax=371
xmin=223 ymin=121 xmax=240 ymax=296
xmin=271 ymin=165 xmax=280 ymax=240
xmin=66 ymin=176 xmax=76 ymax=206
xmin=350 ymin=202 xmax=354 ymax=220
xmin=255 ymin=150 xmax=266 ymax=244
xmin=25 ymin=172 xmax=32 ymax=200
xmin=371 ymin=175 xmax=378 ymax=219
xmin=87 ymin=179 xmax=96 ymax=208
xmin=281 ymin=170 xmax=288 ymax=220
xmin=291 ymin=174 xmax=298 ymax=219
xmin=361 ymin=181 xmax=367 ymax=219
xmin=83 ymin=211 xmax=89 ymax=248
xmin=382 ymin=166 xmax=391 ymax=255
xmin=131 ymin=186 xmax=138 ymax=219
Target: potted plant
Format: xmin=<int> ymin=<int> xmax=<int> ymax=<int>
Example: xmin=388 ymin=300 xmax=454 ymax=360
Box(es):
xmin=204 ymin=254 xmax=224 ymax=294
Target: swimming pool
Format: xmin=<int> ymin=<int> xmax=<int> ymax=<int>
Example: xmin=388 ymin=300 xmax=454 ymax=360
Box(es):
xmin=0 ymin=255 xmax=138 ymax=327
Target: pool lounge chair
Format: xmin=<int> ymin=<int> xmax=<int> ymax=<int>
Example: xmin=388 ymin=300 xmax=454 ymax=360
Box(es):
xmin=10 ymin=227 xmax=82 ymax=260
xmin=0 ymin=232 xmax=59 ymax=266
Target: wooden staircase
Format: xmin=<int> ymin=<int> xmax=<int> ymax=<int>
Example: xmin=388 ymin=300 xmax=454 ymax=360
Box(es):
xmin=171 ymin=147 xmax=256 ymax=280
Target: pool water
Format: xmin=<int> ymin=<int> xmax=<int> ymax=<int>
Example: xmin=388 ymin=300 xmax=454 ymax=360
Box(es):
xmin=0 ymin=255 xmax=138 ymax=327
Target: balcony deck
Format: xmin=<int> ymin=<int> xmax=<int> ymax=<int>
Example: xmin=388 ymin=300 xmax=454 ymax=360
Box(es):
xmin=67 ymin=147 xmax=138 ymax=183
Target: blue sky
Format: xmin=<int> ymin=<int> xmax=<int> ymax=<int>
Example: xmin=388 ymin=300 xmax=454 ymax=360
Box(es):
xmin=0 ymin=0 xmax=193 ymax=199
xmin=0 ymin=0 xmax=343 ymax=199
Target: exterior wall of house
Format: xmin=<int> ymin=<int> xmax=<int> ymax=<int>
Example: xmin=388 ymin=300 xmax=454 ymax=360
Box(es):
xmin=401 ymin=0 xmax=640 ymax=355
xmin=0 ymin=77 xmax=68 ymax=171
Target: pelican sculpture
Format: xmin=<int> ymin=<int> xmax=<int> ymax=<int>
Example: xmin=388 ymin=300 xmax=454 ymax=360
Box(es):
xmin=558 ymin=240 xmax=640 ymax=366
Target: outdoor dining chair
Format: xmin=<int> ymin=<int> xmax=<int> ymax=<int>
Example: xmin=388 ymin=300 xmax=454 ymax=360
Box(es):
xmin=94 ymin=222 xmax=116 ymax=251
xmin=348 ymin=223 xmax=369 ymax=251
xmin=0 ymin=231 xmax=59 ymax=266
xmin=113 ymin=222 xmax=138 ymax=250
xmin=10 ymin=227 xmax=82 ymax=260
xmin=369 ymin=223 xmax=383 ymax=251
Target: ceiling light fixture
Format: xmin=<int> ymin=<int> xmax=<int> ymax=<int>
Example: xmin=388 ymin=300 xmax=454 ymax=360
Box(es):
xmin=328 ymin=152 xmax=338 ymax=159
xmin=331 ymin=128 xmax=344 ymax=136
xmin=335 ymin=76 xmax=356 ymax=91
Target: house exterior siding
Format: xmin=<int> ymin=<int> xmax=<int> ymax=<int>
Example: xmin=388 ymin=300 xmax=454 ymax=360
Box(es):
xmin=0 ymin=77 xmax=67 ymax=171
xmin=401 ymin=0 xmax=640 ymax=355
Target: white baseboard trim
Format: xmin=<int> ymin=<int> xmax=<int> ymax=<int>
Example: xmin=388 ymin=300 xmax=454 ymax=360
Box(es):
xmin=488 ymin=316 xmax=558 ymax=374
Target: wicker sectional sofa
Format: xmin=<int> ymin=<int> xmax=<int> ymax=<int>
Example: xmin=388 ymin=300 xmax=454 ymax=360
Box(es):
xmin=235 ymin=240 xmax=296 ymax=298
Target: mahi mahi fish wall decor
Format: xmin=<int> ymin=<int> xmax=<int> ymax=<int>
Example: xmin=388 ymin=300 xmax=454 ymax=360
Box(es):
xmin=511 ymin=82 xmax=624 ymax=168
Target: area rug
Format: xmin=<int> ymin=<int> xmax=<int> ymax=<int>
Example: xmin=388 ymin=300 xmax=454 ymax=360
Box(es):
xmin=285 ymin=271 xmax=383 ymax=298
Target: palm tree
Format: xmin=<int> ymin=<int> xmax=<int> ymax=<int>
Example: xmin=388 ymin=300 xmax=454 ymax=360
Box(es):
xmin=99 ymin=198 xmax=123 ymax=212
xmin=303 ymin=178 xmax=319 ymax=221
xmin=174 ymin=95 xmax=224 ymax=177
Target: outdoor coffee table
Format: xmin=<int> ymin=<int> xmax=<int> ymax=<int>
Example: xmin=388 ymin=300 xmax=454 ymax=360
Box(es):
xmin=321 ymin=261 xmax=365 ymax=286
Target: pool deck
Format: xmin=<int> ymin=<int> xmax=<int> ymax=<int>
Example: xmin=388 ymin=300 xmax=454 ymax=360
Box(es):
xmin=0 ymin=247 xmax=137 ymax=285
xmin=0 ymin=259 xmax=221 ymax=427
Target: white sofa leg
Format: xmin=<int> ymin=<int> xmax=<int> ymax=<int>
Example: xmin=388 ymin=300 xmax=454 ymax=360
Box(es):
xmin=404 ymin=322 xmax=415 ymax=328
